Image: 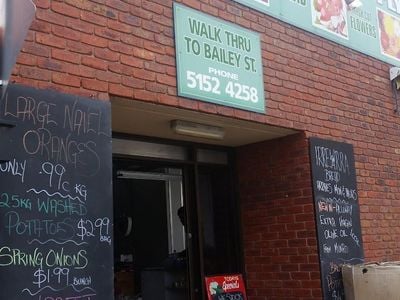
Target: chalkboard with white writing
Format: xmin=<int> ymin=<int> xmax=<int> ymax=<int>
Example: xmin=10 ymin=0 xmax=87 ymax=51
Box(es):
xmin=309 ymin=137 xmax=364 ymax=300
xmin=0 ymin=84 xmax=113 ymax=299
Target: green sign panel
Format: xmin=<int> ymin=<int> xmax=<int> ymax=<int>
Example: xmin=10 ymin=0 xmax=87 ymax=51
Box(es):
xmin=174 ymin=3 xmax=265 ymax=113
xmin=232 ymin=0 xmax=400 ymax=67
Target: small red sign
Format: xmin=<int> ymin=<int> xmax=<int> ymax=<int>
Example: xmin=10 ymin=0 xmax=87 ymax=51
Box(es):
xmin=205 ymin=274 xmax=247 ymax=300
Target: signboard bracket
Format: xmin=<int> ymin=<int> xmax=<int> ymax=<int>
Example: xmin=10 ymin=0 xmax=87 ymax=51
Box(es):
xmin=391 ymin=80 xmax=399 ymax=113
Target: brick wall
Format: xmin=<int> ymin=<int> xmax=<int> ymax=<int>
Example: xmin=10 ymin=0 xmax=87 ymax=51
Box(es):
xmin=11 ymin=0 xmax=400 ymax=295
xmin=237 ymin=133 xmax=321 ymax=300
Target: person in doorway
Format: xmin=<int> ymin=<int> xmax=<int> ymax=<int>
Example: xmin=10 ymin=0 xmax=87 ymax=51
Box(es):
xmin=177 ymin=206 xmax=186 ymax=231
xmin=163 ymin=206 xmax=187 ymax=296
xmin=165 ymin=206 xmax=187 ymax=268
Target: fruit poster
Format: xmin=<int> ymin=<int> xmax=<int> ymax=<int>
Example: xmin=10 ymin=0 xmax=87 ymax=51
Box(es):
xmin=232 ymin=0 xmax=400 ymax=66
xmin=205 ymin=274 xmax=247 ymax=300
xmin=311 ymin=0 xmax=350 ymax=39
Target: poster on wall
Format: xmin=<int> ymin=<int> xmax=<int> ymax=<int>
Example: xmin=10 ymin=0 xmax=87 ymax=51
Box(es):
xmin=232 ymin=0 xmax=400 ymax=67
xmin=205 ymin=274 xmax=248 ymax=300
xmin=309 ymin=137 xmax=364 ymax=300
xmin=174 ymin=3 xmax=265 ymax=113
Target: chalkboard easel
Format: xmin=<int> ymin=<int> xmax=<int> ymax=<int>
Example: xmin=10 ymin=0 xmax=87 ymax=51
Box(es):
xmin=0 ymin=84 xmax=114 ymax=300
xmin=309 ymin=137 xmax=364 ymax=300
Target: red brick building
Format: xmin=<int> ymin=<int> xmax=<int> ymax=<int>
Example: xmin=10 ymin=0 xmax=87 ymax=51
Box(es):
xmin=2 ymin=0 xmax=399 ymax=299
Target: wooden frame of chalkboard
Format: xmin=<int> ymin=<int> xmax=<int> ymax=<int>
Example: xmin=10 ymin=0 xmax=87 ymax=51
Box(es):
xmin=0 ymin=84 xmax=114 ymax=300
xmin=309 ymin=137 xmax=364 ymax=300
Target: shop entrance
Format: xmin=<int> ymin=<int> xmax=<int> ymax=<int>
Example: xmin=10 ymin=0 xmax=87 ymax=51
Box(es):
xmin=112 ymin=138 xmax=241 ymax=300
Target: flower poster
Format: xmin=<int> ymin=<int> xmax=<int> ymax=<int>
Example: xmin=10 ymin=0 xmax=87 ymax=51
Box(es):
xmin=378 ymin=9 xmax=400 ymax=60
xmin=231 ymin=0 xmax=400 ymax=66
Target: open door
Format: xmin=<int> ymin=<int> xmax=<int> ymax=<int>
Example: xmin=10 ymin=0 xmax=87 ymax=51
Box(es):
xmin=114 ymin=159 xmax=193 ymax=300
xmin=112 ymin=142 xmax=243 ymax=300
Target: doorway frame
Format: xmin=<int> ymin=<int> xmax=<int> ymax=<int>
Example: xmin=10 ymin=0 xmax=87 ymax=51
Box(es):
xmin=112 ymin=133 xmax=244 ymax=300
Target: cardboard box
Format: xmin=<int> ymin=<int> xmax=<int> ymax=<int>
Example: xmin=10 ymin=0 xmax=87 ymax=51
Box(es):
xmin=115 ymin=270 xmax=135 ymax=298
xmin=342 ymin=262 xmax=400 ymax=300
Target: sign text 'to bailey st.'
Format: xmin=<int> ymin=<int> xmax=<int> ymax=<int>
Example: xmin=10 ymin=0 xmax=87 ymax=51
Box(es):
xmin=174 ymin=3 xmax=265 ymax=113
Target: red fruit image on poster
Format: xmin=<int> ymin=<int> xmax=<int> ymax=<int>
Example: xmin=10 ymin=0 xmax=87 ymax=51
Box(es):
xmin=311 ymin=0 xmax=349 ymax=38
xmin=205 ymin=274 xmax=247 ymax=300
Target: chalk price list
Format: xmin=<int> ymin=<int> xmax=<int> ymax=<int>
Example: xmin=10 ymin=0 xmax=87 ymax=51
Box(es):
xmin=185 ymin=70 xmax=259 ymax=103
xmin=311 ymin=140 xmax=364 ymax=300
xmin=0 ymin=85 xmax=113 ymax=300
xmin=0 ymin=161 xmax=112 ymax=299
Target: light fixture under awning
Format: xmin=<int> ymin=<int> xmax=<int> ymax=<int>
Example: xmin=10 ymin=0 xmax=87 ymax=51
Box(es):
xmin=171 ymin=120 xmax=225 ymax=140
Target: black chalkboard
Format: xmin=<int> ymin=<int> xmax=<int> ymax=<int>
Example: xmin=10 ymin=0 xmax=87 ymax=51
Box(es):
xmin=0 ymin=84 xmax=113 ymax=299
xmin=309 ymin=138 xmax=364 ymax=300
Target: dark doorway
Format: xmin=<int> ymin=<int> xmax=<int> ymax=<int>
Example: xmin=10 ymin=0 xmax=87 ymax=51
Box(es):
xmin=112 ymin=140 xmax=241 ymax=300
xmin=198 ymin=165 xmax=240 ymax=277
